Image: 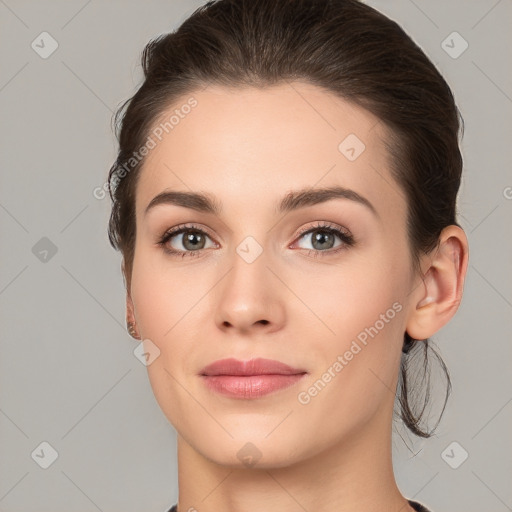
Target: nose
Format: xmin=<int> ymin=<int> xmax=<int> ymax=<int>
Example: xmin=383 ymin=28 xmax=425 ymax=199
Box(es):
xmin=214 ymin=248 xmax=286 ymax=335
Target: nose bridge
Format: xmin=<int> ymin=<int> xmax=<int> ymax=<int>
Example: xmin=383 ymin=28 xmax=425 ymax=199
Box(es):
xmin=226 ymin=234 xmax=272 ymax=299
xmin=214 ymin=233 xmax=285 ymax=331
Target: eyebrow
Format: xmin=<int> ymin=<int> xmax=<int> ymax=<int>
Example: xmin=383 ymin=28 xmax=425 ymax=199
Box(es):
xmin=144 ymin=185 xmax=378 ymax=218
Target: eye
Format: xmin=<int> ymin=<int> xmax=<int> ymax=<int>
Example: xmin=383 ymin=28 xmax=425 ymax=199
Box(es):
xmin=157 ymin=223 xmax=217 ymax=258
xmin=157 ymin=221 xmax=355 ymax=259
xmin=293 ymin=222 xmax=355 ymax=257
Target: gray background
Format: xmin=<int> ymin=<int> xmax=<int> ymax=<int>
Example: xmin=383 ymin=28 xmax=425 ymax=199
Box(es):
xmin=0 ymin=0 xmax=511 ymax=511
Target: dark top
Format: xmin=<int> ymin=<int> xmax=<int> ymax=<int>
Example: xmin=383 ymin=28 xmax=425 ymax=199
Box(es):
xmin=165 ymin=499 xmax=431 ymax=511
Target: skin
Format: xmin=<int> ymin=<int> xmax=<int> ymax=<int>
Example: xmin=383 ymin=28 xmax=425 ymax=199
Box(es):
xmin=123 ymin=82 xmax=468 ymax=512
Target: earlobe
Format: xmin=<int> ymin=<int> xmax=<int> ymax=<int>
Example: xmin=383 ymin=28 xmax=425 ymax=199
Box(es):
xmin=406 ymin=225 xmax=469 ymax=341
xmin=122 ymin=260 xmax=141 ymax=340
xmin=121 ymin=260 xmax=127 ymax=290
xmin=126 ymin=288 xmax=136 ymax=324
xmin=126 ymin=291 xmax=141 ymax=340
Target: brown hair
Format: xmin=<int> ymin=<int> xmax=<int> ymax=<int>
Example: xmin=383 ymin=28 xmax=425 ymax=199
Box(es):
xmin=107 ymin=0 xmax=464 ymax=438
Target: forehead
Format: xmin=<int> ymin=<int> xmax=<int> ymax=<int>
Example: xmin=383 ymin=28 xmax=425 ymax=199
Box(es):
xmin=136 ymin=82 xmax=405 ymax=221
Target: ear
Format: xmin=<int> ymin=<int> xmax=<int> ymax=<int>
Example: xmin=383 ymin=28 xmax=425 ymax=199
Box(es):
xmin=122 ymin=260 xmax=137 ymax=330
xmin=406 ymin=225 xmax=469 ymax=340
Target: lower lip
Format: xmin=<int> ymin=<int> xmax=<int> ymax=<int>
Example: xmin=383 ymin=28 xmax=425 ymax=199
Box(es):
xmin=201 ymin=374 xmax=306 ymax=399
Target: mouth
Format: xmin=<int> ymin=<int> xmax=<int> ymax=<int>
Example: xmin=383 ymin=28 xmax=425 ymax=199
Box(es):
xmin=199 ymin=357 xmax=307 ymax=399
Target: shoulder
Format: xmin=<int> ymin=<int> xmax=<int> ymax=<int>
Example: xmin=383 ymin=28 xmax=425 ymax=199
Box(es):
xmin=168 ymin=502 xmax=429 ymax=512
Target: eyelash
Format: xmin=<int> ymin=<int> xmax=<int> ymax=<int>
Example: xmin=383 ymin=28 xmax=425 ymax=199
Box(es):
xmin=156 ymin=221 xmax=355 ymax=259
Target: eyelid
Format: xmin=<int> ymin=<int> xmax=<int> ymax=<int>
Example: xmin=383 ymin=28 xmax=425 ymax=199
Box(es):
xmin=158 ymin=221 xmax=350 ymax=243
xmin=293 ymin=220 xmax=353 ymax=240
xmin=160 ymin=222 xmax=218 ymax=242
xmin=290 ymin=221 xmax=355 ymax=251
xmin=157 ymin=220 xmax=355 ymax=257
xmin=156 ymin=223 xmax=219 ymax=257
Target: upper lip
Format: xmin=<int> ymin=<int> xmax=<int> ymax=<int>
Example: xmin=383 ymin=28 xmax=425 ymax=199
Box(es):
xmin=200 ymin=357 xmax=307 ymax=376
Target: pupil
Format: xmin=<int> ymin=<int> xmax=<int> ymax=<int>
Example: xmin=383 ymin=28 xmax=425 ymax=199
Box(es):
xmin=184 ymin=231 xmax=204 ymax=250
xmin=313 ymin=230 xmax=333 ymax=250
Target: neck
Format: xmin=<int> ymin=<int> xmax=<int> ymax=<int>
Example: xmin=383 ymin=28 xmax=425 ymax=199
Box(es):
xmin=175 ymin=405 xmax=413 ymax=512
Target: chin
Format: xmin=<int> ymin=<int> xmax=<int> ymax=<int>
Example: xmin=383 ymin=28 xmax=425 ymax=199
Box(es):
xmin=179 ymin=422 xmax=310 ymax=469
xmin=202 ymin=439 xmax=307 ymax=470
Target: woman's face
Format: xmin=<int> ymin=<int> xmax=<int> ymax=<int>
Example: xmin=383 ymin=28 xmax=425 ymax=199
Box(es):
xmin=127 ymin=82 xmax=421 ymax=467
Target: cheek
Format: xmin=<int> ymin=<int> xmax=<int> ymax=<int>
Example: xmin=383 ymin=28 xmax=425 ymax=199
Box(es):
xmin=301 ymin=253 xmax=406 ymax=337
xmin=299 ymin=251 xmax=408 ymax=391
xmin=293 ymin=260 xmax=406 ymax=433
xmin=130 ymin=251 xmax=201 ymax=342
xmin=130 ymin=232 xmax=410 ymax=354
xmin=129 ymin=255 xmax=204 ymax=425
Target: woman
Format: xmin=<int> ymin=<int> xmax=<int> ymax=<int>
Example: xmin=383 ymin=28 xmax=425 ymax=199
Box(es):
xmin=107 ymin=0 xmax=469 ymax=510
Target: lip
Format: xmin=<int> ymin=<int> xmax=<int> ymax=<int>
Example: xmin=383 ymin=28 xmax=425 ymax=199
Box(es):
xmin=201 ymin=357 xmax=306 ymax=376
xmin=200 ymin=357 xmax=307 ymax=399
